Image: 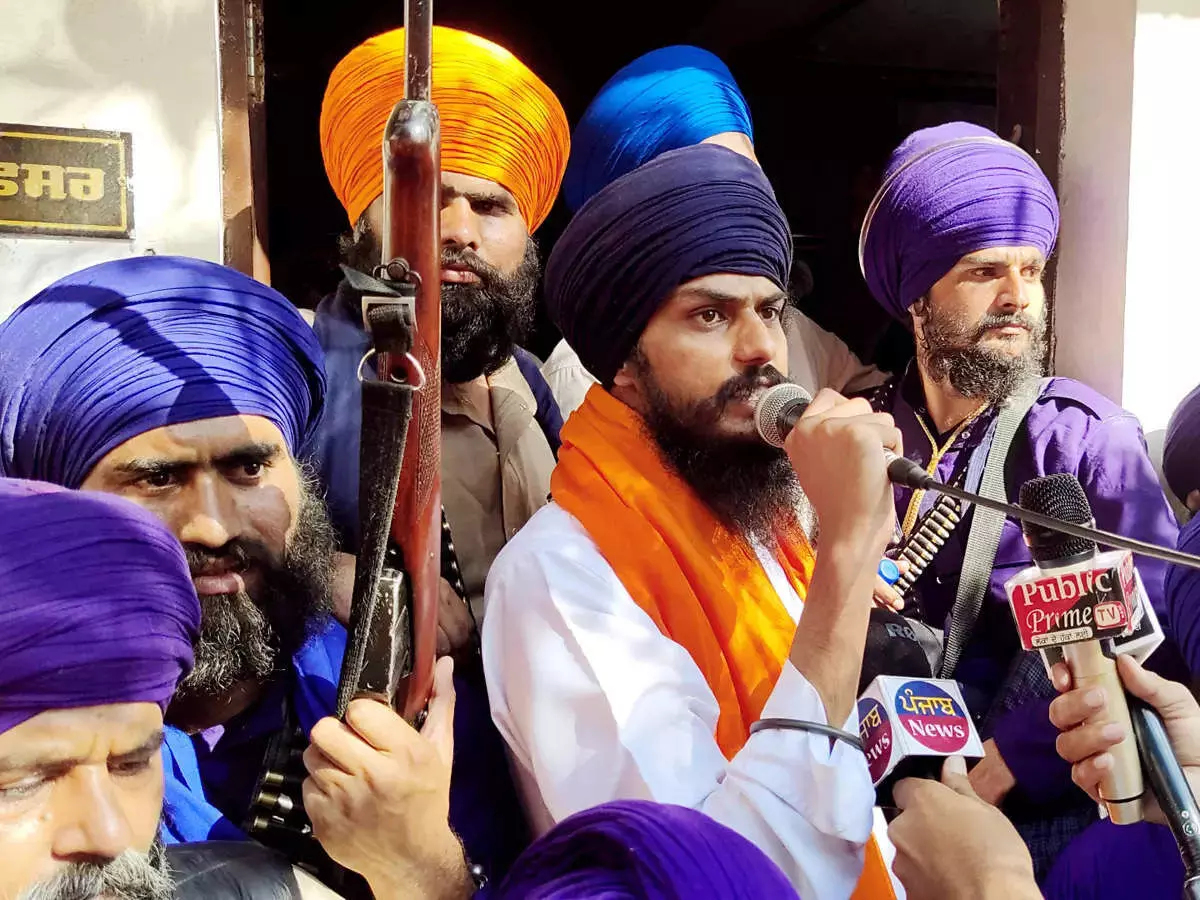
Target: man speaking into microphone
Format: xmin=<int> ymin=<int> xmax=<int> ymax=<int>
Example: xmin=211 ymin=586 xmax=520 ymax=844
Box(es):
xmin=482 ymin=145 xmax=899 ymax=898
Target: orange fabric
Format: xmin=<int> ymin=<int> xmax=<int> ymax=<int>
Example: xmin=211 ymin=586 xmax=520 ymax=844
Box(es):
xmin=553 ymin=387 xmax=895 ymax=898
xmin=320 ymin=25 xmax=569 ymax=231
xmin=552 ymin=387 xmax=813 ymax=755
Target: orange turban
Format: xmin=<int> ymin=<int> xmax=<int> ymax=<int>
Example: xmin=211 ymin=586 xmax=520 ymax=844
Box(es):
xmin=321 ymin=26 xmax=569 ymax=232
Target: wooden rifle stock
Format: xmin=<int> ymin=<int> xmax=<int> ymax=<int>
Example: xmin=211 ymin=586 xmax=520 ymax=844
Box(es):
xmin=381 ymin=112 xmax=441 ymax=720
xmin=336 ymin=0 xmax=439 ymax=725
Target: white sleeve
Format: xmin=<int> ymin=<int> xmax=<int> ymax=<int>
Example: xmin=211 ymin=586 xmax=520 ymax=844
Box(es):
xmin=482 ymin=528 xmax=875 ymax=898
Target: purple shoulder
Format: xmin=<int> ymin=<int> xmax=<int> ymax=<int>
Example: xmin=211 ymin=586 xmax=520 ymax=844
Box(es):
xmin=1035 ymin=377 xmax=1134 ymax=424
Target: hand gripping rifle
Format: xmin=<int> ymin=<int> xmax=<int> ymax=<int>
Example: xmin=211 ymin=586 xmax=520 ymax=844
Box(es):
xmin=336 ymin=0 xmax=441 ymax=725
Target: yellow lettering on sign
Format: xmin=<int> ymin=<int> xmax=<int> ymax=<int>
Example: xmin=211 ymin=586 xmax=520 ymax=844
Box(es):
xmin=0 ymin=162 xmax=16 ymax=198
xmin=66 ymin=167 xmax=105 ymax=201
xmin=20 ymin=164 xmax=67 ymax=200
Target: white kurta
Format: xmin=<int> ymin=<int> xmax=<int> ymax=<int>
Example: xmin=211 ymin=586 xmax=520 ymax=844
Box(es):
xmin=482 ymin=503 xmax=876 ymax=899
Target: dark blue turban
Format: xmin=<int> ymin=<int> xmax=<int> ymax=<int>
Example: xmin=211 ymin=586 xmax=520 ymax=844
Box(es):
xmin=495 ymin=800 xmax=798 ymax=899
xmin=0 ymin=477 xmax=199 ymax=734
xmin=0 ymin=255 xmax=326 ymax=488
xmin=563 ymin=46 xmax=754 ymax=212
xmin=546 ymin=143 xmax=791 ymax=387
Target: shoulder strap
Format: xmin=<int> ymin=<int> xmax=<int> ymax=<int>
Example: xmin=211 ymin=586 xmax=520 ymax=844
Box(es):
xmin=513 ymin=346 xmax=563 ymax=457
xmin=939 ymin=377 xmax=1048 ymax=678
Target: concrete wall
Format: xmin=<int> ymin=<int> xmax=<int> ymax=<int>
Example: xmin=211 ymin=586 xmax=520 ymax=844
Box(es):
xmin=1055 ymin=0 xmax=1200 ymax=435
xmin=0 ymin=0 xmax=223 ymax=317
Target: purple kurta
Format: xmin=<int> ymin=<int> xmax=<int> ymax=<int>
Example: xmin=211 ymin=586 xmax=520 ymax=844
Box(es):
xmin=871 ymin=369 xmax=1182 ymax=801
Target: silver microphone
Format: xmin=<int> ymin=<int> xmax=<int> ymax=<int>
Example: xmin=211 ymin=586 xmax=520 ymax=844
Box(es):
xmin=753 ymin=383 xmax=930 ymax=488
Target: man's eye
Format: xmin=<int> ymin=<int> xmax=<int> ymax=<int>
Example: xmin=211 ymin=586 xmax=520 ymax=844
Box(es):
xmin=241 ymin=462 xmax=263 ymax=478
xmin=111 ymin=758 xmax=153 ymax=778
xmin=0 ymin=778 xmax=44 ymax=801
xmin=141 ymin=471 xmax=174 ymax=489
xmin=761 ymin=306 xmax=783 ymax=321
xmin=696 ymin=309 xmax=724 ymax=325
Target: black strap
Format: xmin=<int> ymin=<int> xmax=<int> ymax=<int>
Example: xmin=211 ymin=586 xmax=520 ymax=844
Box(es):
xmin=336 ymin=274 xmax=418 ymax=718
xmin=940 ymin=378 xmax=1046 ymax=677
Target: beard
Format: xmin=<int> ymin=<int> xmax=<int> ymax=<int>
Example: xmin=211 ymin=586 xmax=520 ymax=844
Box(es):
xmin=634 ymin=354 xmax=803 ymax=545
xmin=916 ymin=300 xmax=1047 ymax=405
xmin=20 ymin=836 xmax=172 ymax=900
xmin=339 ymin=217 xmax=539 ymax=384
xmin=172 ymin=477 xmax=336 ymax=703
xmin=440 ymin=242 xmax=539 ymax=383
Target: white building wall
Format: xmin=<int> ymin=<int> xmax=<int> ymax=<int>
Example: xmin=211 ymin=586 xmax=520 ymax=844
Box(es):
xmin=0 ymin=0 xmax=223 ymax=317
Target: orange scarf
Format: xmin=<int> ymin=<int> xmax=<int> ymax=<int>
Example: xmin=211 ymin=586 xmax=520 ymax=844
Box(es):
xmin=552 ymin=388 xmax=895 ymax=899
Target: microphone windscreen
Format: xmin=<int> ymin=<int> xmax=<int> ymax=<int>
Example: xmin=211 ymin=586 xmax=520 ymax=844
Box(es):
xmin=1019 ymin=473 xmax=1097 ymax=562
xmin=858 ymin=607 xmax=933 ymax=695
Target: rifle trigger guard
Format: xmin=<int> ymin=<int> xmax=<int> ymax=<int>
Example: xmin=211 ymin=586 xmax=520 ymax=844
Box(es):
xmin=357 ymin=349 xmax=427 ymax=389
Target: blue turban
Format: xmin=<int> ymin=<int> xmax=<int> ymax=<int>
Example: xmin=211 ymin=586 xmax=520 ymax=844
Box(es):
xmin=563 ymin=46 xmax=753 ymax=213
xmin=860 ymin=121 xmax=1060 ymax=319
xmin=1164 ymin=382 xmax=1200 ymax=502
xmin=0 ymin=477 xmax=199 ymax=734
xmin=0 ymin=256 xmax=326 ymax=488
xmin=495 ymin=800 xmax=797 ymax=899
xmin=546 ymin=144 xmax=791 ymax=386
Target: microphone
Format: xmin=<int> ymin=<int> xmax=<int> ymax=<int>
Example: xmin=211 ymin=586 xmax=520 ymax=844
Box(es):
xmin=1005 ymin=474 xmax=1144 ymax=823
xmin=753 ymin=383 xmax=1200 ymax=573
xmin=754 ymin=383 xmax=932 ymax=488
xmin=857 ymin=609 xmax=984 ymax=809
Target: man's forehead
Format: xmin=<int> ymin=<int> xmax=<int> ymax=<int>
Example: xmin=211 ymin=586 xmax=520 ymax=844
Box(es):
xmin=0 ymin=703 xmax=163 ymax=769
xmin=440 ymin=169 xmax=515 ymax=201
xmin=669 ymin=272 xmax=787 ymax=304
xmin=958 ymin=246 xmax=1046 ymax=267
xmin=99 ymin=415 xmax=289 ymax=465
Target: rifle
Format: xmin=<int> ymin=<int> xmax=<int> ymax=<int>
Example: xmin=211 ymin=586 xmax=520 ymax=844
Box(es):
xmin=336 ymin=0 xmax=441 ymax=724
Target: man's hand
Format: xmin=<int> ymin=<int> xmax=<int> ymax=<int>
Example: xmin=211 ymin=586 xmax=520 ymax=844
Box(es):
xmin=967 ymin=738 xmax=1017 ymax=806
xmin=890 ymin=758 xmax=1039 ymax=900
xmin=302 ymin=657 xmax=473 ymax=900
xmin=1050 ymin=655 xmax=1200 ymax=825
xmin=783 ymin=389 xmax=900 ymax=554
xmin=873 ymin=558 xmax=910 ymax=612
xmin=437 ymin=578 xmax=476 ymax=657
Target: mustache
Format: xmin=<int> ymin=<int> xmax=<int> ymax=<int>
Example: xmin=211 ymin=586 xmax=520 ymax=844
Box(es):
xmin=441 ymin=247 xmax=503 ymax=287
xmin=973 ymin=311 xmax=1040 ymax=340
xmin=710 ymin=365 xmax=789 ymax=409
xmin=184 ymin=539 xmax=277 ymax=576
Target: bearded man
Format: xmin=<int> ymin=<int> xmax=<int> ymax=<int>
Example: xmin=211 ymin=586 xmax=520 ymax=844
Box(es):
xmin=0 ymin=256 xmax=501 ymax=897
xmin=483 ymin=144 xmax=903 ymax=899
xmin=315 ymin=26 xmax=568 ymax=654
xmin=541 ymin=43 xmax=886 ymax=419
xmin=858 ymin=121 xmax=1185 ymax=873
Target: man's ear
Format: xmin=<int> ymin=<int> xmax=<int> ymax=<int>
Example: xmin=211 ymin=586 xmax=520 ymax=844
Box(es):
xmin=609 ymin=358 xmax=644 ymax=413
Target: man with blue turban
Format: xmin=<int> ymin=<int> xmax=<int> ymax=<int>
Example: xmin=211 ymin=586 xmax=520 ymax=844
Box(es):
xmin=541 ymin=45 xmax=885 ymax=418
xmin=483 ymin=144 xmax=901 ymax=898
xmin=0 ymin=477 xmax=198 ymax=900
xmin=0 ymin=256 xmax=499 ymax=898
xmin=858 ymin=122 xmax=1184 ymax=874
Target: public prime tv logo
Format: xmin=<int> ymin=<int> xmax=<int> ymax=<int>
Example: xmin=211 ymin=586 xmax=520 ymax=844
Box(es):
xmin=1004 ymin=550 xmax=1136 ymax=650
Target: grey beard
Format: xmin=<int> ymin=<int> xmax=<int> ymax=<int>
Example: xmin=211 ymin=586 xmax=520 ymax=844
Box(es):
xmin=918 ymin=304 xmax=1047 ymax=405
xmin=20 ymin=837 xmax=172 ymax=900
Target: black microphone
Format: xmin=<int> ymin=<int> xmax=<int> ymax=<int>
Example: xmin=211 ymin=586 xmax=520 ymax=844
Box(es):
xmin=857 ymin=609 xmax=983 ymax=811
xmin=753 ymin=383 xmax=1200 ymax=573
xmin=754 ymin=382 xmax=946 ymax=490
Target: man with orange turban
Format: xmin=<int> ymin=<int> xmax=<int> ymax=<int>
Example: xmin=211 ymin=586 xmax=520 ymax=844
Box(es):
xmin=312 ymin=26 xmax=569 ymax=887
xmin=315 ymin=24 xmax=568 ymax=648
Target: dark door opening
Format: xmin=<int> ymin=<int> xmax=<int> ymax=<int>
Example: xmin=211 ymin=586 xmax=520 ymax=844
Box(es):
xmin=261 ymin=0 xmax=999 ymax=370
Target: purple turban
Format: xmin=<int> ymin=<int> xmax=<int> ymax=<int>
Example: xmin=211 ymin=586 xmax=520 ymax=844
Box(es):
xmin=545 ymin=143 xmax=791 ymax=386
xmin=0 ymin=255 xmax=326 ymax=488
xmin=495 ymin=801 xmax=798 ymax=899
xmin=0 ymin=478 xmax=199 ymax=734
xmin=1164 ymin=382 xmax=1200 ymax=501
xmin=860 ymin=121 xmax=1060 ymax=319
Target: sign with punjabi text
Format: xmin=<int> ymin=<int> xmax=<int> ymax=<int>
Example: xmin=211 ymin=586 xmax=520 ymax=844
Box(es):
xmin=0 ymin=124 xmax=133 ymax=239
